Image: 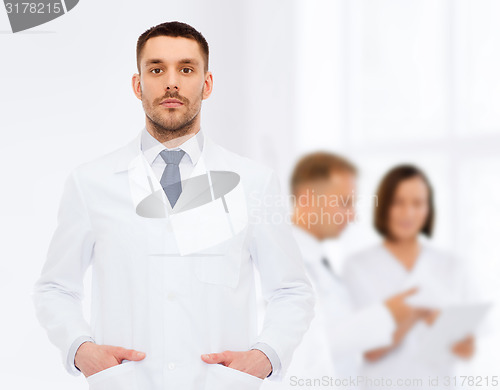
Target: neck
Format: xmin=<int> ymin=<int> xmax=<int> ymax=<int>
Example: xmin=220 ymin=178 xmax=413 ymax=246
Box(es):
xmin=292 ymin=209 xmax=324 ymax=241
xmin=385 ymin=236 xmax=418 ymax=248
xmin=383 ymin=236 xmax=420 ymax=271
xmin=145 ymin=115 xmax=200 ymax=147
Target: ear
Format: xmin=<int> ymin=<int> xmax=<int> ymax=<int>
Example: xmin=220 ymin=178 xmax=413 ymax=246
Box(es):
xmin=202 ymin=71 xmax=213 ymax=100
xmin=132 ymin=73 xmax=142 ymax=100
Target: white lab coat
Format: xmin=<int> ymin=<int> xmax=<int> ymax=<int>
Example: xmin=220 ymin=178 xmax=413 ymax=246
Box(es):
xmin=343 ymin=240 xmax=476 ymax=389
xmin=31 ymin=130 xmax=315 ymax=390
xmin=261 ymin=226 xmax=395 ymax=390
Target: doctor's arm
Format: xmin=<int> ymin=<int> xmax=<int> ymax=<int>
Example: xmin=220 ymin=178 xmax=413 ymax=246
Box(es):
xmin=248 ymin=170 xmax=316 ymax=381
xmin=31 ymin=169 xmax=97 ymax=375
xmin=31 ymin=170 xmax=146 ymax=377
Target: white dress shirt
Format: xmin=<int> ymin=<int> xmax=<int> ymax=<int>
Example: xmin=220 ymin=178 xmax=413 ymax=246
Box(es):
xmin=141 ymin=126 xmax=203 ymax=186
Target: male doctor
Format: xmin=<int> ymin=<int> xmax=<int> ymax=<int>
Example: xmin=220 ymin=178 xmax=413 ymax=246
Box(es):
xmin=32 ymin=21 xmax=314 ymax=390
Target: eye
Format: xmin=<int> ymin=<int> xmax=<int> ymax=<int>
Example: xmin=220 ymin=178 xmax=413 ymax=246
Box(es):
xmin=150 ymin=68 xmax=163 ymax=74
xmin=181 ymin=68 xmax=193 ymax=74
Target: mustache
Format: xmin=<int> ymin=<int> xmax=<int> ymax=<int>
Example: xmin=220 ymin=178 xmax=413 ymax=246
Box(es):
xmin=158 ymin=91 xmax=188 ymax=104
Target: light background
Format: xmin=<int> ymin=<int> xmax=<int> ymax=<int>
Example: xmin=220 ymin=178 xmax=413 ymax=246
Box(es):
xmin=0 ymin=0 xmax=498 ymax=388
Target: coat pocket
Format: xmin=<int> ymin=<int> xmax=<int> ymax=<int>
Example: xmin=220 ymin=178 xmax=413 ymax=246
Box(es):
xmin=205 ymin=363 xmax=263 ymax=390
xmin=86 ymin=361 xmax=137 ymax=390
xmin=193 ymin=227 xmax=248 ymax=289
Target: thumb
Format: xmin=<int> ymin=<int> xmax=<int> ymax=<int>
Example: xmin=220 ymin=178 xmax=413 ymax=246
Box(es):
xmin=201 ymin=351 xmax=232 ymax=365
xmin=115 ymin=347 xmax=146 ymax=362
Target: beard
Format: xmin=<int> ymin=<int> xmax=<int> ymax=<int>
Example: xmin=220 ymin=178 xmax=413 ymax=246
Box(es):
xmin=142 ymin=87 xmax=203 ymax=138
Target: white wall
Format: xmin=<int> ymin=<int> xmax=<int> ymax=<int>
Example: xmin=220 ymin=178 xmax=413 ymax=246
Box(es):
xmin=294 ymin=0 xmax=500 ymax=378
xmin=1 ymin=0 xmax=498 ymax=388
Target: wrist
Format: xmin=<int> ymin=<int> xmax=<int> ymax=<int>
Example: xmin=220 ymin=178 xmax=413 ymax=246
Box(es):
xmin=250 ymin=349 xmax=272 ymax=377
xmin=74 ymin=341 xmax=95 ymax=370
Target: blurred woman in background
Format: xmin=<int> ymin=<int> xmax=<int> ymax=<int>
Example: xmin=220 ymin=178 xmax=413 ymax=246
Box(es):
xmin=343 ymin=164 xmax=476 ymax=389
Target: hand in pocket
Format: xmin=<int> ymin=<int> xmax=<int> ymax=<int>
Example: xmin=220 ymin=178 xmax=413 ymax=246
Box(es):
xmin=75 ymin=341 xmax=146 ymax=378
xmin=201 ymin=349 xmax=271 ymax=379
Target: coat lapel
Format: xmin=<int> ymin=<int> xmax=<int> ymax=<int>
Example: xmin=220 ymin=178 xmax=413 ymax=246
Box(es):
xmin=112 ymin=130 xmax=227 ymax=218
xmin=112 ymin=130 xmax=247 ymax=255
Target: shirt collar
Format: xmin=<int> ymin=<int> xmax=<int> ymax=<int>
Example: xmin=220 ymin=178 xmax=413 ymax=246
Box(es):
xmin=291 ymin=224 xmax=326 ymax=265
xmin=291 ymin=225 xmax=341 ymax=277
xmin=140 ymin=126 xmax=204 ymax=166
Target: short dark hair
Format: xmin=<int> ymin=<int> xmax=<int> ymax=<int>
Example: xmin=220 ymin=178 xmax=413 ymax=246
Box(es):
xmin=374 ymin=164 xmax=435 ymax=239
xmin=290 ymin=151 xmax=357 ymax=195
xmin=136 ymin=21 xmax=209 ymax=73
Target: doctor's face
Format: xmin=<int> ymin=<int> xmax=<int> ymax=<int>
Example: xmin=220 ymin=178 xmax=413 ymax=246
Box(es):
xmin=310 ymin=172 xmax=356 ymax=239
xmin=387 ymin=176 xmax=429 ymax=241
xmin=132 ymin=36 xmax=213 ymax=134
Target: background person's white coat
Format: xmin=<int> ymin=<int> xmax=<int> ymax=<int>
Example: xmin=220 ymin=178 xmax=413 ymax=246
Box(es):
xmin=343 ymin=240 xmax=486 ymax=389
xmin=260 ymin=225 xmax=396 ymax=389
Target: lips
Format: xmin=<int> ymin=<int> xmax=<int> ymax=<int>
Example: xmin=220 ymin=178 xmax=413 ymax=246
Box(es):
xmin=161 ymin=98 xmax=184 ymax=108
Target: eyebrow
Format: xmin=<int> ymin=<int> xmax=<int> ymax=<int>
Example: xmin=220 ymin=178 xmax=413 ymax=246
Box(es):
xmin=144 ymin=58 xmax=200 ymax=66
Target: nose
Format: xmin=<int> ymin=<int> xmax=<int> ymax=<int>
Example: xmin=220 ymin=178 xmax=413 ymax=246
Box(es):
xmin=164 ymin=71 xmax=179 ymax=91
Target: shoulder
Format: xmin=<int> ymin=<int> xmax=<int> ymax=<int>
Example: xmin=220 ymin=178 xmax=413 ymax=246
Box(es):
xmin=209 ymin=139 xmax=273 ymax=174
xmin=342 ymin=242 xmax=386 ymax=277
xmin=421 ymin=241 xmax=451 ymax=258
xmin=420 ymin=241 xmax=460 ymax=268
xmin=206 ymin=137 xmax=276 ymax=189
xmin=346 ymin=242 xmax=385 ymax=265
xmin=71 ymin=137 xmax=135 ymax=184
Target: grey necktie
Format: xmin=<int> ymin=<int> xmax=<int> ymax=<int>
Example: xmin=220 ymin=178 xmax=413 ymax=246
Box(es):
xmin=159 ymin=149 xmax=186 ymax=207
xmin=321 ymin=256 xmax=338 ymax=279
